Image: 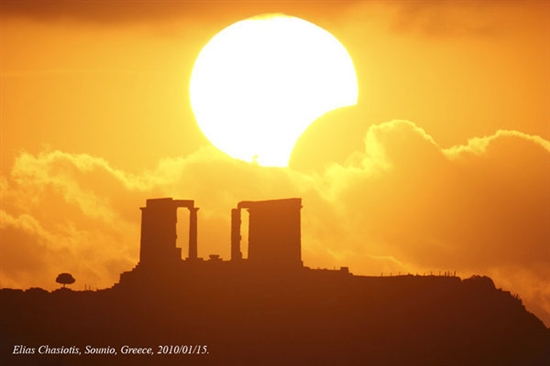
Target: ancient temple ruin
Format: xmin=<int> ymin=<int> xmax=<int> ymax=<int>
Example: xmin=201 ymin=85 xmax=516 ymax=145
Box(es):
xmin=231 ymin=198 xmax=302 ymax=269
xmin=138 ymin=198 xmax=199 ymax=266
xmin=118 ymin=197 xmax=304 ymax=286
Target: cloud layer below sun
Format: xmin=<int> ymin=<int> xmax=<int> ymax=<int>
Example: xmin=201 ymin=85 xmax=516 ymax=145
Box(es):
xmin=1 ymin=120 xmax=548 ymax=325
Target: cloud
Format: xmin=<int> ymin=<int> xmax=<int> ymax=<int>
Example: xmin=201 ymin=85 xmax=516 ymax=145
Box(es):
xmin=1 ymin=1 xmax=359 ymax=26
xmin=1 ymin=150 xmax=152 ymax=290
xmin=5 ymin=0 xmax=536 ymax=38
xmin=313 ymin=120 xmax=549 ymax=323
xmin=1 ymin=121 xmax=548 ymax=324
xmin=388 ymin=2 xmax=495 ymax=38
xmin=1 ymin=1 xmax=209 ymax=25
xmin=385 ymin=1 xmax=547 ymax=39
xmin=327 ymin=120 xmax=548 ymax=267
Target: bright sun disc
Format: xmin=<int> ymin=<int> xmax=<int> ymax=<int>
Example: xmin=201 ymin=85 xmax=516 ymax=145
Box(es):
xmin=190 ymin=14 xmax=358 ymax=167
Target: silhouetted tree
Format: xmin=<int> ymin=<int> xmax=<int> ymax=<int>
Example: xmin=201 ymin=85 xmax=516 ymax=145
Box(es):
xmin=56 ymin=273 xmax=75 ymax=288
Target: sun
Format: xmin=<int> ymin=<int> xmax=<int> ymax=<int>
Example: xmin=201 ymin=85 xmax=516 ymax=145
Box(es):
xmin=190 ymin=14 xmax=358 ymax=167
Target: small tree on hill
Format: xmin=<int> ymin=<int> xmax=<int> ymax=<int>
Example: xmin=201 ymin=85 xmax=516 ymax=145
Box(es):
xmin=56 ymin=273 xmax=76 ymax=288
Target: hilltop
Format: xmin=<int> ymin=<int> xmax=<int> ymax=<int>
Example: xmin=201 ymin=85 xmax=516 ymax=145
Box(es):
xmin=1 ymin=272 xmax=548 ymax=365
xmin=1 ymin=197 xmax=548 ymax=365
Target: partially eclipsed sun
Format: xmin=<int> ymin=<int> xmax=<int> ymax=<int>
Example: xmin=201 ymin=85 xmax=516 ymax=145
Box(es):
xmin=190 ymin=14 xmax=358 ymax=167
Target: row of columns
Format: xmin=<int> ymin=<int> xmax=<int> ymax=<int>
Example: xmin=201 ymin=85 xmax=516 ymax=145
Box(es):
xmin=140 ymin=197 xmax=301 ymax=268
xmin=139 ymin=198 xmax=199 ymax=266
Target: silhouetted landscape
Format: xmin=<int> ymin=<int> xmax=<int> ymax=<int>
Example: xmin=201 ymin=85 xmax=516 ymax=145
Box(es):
xmin=1 ymin=198 xmax=549 ymax=365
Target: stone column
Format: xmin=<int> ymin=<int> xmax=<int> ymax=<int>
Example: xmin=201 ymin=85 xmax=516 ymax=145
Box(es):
xmin=188 ymin=207 xmax=199 ymax=260
xmin=231 ymin=208 xmax=242 ymax=261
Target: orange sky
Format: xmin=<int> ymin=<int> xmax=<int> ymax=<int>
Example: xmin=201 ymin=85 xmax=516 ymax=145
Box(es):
xmin=1 ymin=1 xmax=549 ymax=325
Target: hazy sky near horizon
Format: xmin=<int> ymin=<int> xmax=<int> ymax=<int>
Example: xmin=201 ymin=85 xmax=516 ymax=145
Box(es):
xmin=1 ymin=1 xmax=549 ymax=325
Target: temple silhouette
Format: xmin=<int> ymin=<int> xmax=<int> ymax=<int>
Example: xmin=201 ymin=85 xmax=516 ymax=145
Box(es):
xmin=118 ymin=197 xmax=314 ymax=289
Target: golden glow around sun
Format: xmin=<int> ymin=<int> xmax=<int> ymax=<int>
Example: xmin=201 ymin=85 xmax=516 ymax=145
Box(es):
xmin=190 ymin=14 xmax=358 ymax=167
